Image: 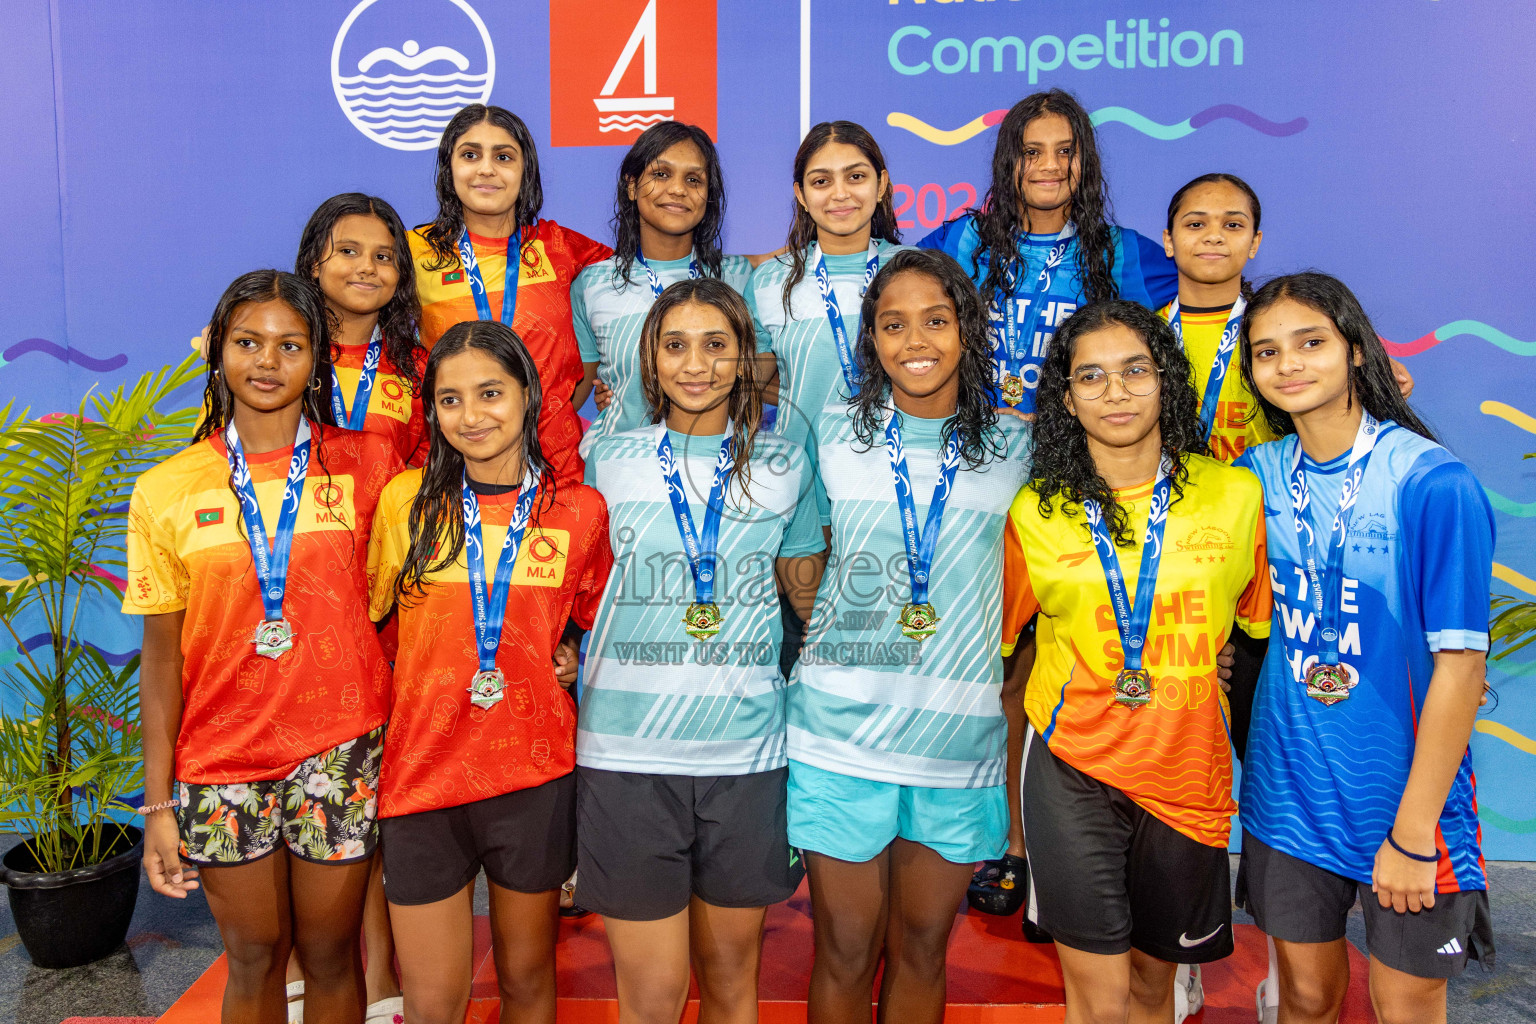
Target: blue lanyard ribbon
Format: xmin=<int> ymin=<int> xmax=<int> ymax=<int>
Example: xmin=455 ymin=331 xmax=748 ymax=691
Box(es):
xmin=328 ymin=326 xmax=382 ymax=431
xmin=225 ymin=419 xmax=312 ymax=623
xmin=813 ymin=242 xmax=880 ymax=395
xmin=992 ymin=226 xmax=1075 ymax=382
xmin=656 ymin=427 xmax=733 ymax=605
xmin=462 ymin=471 xmax=539 ymax=673
xmin=458 ymin=228 xmax=521 ymax=325
xmin=1168 ymin=297 xmax=1246 ymax=443
xmin=884 ymin=413 xmax=962 ymax=606
xmin=1083 ymin=458 xmax=1173 ymax=674
xmin=1287 ymin=412 xmax=1380 ymax=667
xmin=636 ymin=254 xmax=701 ymax=300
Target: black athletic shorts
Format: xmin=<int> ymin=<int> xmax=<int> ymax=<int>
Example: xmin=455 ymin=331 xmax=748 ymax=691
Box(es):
xmin=576 ymin=765 xmax=797 ymax=921
xmin=1237 ymin=830 xmax=1494 ymax=979
xmin=1022 ymin=728 xmax=1233 ymax=963
xmin=379 ymin=772 xmax=576 ymax=906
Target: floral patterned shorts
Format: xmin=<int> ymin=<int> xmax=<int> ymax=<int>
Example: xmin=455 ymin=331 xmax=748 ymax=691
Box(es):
xmin=176 ymin=726 xmax=384 ymax=866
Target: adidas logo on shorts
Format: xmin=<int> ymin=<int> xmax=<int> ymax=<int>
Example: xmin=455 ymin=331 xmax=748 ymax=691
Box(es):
xmin=1436 ymin=938 xmax=1463 ymax=956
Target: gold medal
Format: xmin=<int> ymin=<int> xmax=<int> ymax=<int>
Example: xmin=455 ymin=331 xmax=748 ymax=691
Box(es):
xmin=1113 ymin=668 xmax=1153 ymax=709
xmin=468 ymin=667 xmax=507 ymax=710
xmin=683 ymin=602 xmax=724 ymax=640
xmin=253 ymin=618 xmax=295 ymax=660
xmin=999 ymin=373 xmax=1025 ymax=407
xmin=1303 ymin=662 xmax=1355 ymax=705
xmin=899 ymin=602 xmax=940 ymax=641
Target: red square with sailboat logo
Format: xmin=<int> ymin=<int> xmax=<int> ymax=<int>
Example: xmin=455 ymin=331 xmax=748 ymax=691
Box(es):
xmin=548 ymin=0 xmax=717 ymax=147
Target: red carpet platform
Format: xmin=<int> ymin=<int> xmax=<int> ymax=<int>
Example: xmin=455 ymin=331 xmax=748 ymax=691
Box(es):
xmin=157 ymin=882 xmax=1376 ymax=1022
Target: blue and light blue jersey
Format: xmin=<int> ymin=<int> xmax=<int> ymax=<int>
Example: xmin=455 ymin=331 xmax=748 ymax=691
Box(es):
xmin=919 ymin=214 xmax=1176 ymax=413
xmin=788 ymin=405 xmax=1031 ymax=788
xmin=1235 ymin=423 xmax=1494 ymax=890
xmin=578 ymin=425 xmax=824 ymax=776
xmin=574 ymin=254 xmax=755 ymax=459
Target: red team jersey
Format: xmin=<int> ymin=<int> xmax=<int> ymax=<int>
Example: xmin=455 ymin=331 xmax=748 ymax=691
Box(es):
xmin=331 ymin=340 xmax=429 ymax=467
xmin=367 ymin=470 xmax=613 ymax=817
xmin=122 ymin=426 xmax=401 ymax=783
xmin=410 ymin=220 xmax=613 ymax=487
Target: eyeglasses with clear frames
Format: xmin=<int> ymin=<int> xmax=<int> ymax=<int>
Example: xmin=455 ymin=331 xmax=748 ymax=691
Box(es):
xmin=1068 ymin=363 xmax=1162 ymax=401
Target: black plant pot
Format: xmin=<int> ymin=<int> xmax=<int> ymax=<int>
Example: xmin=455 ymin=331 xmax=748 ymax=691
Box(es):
xmin=0 ymin=823 xmax=143 ymax=969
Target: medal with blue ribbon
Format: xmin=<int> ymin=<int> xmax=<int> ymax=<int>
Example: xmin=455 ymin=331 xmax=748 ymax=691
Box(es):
xmin=885 ymin=413 xmax=962 ymax=641
xmin=813 ymin=242 xmax=880 ymax=396
xmin=1083 ymin=457 xmax=1173 ymax=708
xmin=1168 ymin=297 xmax=1246 ymax=443
xmin=224 ymin=419 xmax=312 ymax=660
xmin=1287 ymin=411 xmax=1379 ymax=705
xmin=458 ymin=227 xmax=521 ymax=326
xmin=993 ymin=225 xmax=1075 ymax=406
xmin=656 ymin=426 xmax=733 ymax=640
xmin=462 ymin=470 xmax=540 ymax=709
xmin=328 ymin=325 xmax=382 ymax=431
xmin=636 ymin=253 xmax=700 ymax=300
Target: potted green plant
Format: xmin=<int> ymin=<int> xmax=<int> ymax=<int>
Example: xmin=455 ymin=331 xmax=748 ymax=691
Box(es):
xmin=0 ymin=354 xmax=201 ymax=968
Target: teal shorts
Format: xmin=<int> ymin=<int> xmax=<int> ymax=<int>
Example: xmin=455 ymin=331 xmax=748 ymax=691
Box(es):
xmin=786 ymin=759 xmax=1007 ymax=865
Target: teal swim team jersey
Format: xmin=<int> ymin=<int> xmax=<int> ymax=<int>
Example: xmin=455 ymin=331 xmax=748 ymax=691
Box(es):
xmin=578 ymin=426 xmax=824 ymax=776
xmin=573 ymin=254 xmax=756 ymax=459
xmin=788 ymin=406 xmax=1032 ymax=788
xmin=920 ymin=215 xmax=1176 ymax=414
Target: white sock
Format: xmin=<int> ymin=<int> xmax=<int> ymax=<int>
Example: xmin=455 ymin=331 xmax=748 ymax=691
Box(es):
xmin=1263 ymin=935 xmax=1280 ymax=1006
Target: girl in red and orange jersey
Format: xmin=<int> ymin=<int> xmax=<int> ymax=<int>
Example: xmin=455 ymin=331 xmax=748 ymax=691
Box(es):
xmin=298 ymin=192 xmax=430 ymax=469
xmin=410 ymin=103 xmax=613 ymax=488
xmin=129 ymin=270 xmax=403 ymax=1024
xmin=367 ymin=320 xmax=613 ymax=1024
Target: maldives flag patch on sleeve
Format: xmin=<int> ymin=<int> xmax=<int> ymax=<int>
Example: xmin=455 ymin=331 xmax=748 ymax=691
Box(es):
xmin=442 ymin=270 xmax=465 ymax=284
xmin=195 ymin=508 xmax=223 ymax=527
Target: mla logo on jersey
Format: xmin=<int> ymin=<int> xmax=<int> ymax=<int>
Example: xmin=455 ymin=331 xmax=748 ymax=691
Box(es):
xmin=331 ymin=0 xmax=495 ymax=152
xmin=548 ymin=0 xmax=717 ymax=147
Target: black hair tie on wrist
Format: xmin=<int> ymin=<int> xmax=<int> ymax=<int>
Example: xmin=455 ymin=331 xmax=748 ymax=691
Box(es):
xmin=1387 ymin=829 xmax=1440 ymax=863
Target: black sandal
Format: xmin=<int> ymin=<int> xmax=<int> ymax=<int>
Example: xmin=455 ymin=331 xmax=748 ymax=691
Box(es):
xmin=966 ymin=853 xmax=1028 ymax=916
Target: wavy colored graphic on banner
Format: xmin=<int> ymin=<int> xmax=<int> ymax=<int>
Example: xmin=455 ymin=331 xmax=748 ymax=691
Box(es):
xmin=1380 ymin=321 xmax=1535 ymax=359
xmin=13 ymin=633 xmax=138 ymax=666
xmin=887 ymin=104 xmax=1307 ymax=146
xmin=1477 ymin=720 xmax=1536 ymax=757
xmin=0 ymin=338 xmax=128 ymax=372
xmin=1494 ymin=561 xmax=1536 ymax=597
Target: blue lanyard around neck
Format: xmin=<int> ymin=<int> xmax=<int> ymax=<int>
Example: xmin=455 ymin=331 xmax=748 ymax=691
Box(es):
xmin=328 ymin=326 xmax=382 ymax=431
xmin=636 ymin=253 xmax=701 ymax=300
xmin=1082 ymin=458 xmax=1173 ymax=675
xmin=992 ymin=226 xmax=1075 ymax=379
xmin=458 ymin=228 xmax=521 ymax=326
xmin=462 ymin=471 xmax=539 ymax=673
xmin=884 ymin=413 xmax=962 ymax=607
xmin=656 ymin=426 xmax=733 ymax=605
xmin=813 ymin=242 xmax=880 ymax=396
xmin=224 ymin=419 xmax=312 ymax=623
xmin=1168 ymin=297 xmax=1246 ymax=443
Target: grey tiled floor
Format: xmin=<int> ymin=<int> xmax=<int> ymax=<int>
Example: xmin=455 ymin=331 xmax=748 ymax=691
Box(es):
xmin=1 ymin=835 xmax=1531 ymax=1023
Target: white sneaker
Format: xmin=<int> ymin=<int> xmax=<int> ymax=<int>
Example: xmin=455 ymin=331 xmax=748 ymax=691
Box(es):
xmin=286 ymin=981 xmax=305 ymax=1024
xmin=365 ymin=995 xmax=405 ymax=1024
xmin=1255 ymin=978 xmax=1279 ymax=1024
xmin=1173 ymin=963 xmax=1204 ymax=1023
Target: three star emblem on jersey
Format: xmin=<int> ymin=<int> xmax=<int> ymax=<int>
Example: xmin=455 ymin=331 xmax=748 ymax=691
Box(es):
xmin=548 ymin=0 xmax=717 ymax=147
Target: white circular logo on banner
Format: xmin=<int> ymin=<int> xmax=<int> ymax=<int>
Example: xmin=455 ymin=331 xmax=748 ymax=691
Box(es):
xmin=331 ymin=0 xmax=496 ymax=151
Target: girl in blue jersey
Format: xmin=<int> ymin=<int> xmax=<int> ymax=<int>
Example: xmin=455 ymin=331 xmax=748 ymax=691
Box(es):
xmin=1235 ymin=272 xmax=1494 ymax=1024
xmin=790 ymin=248 xmax=1030 ymax=1024
xmin=577 ymin=278 xmax=824 ymax=1024
xmin=575 ymin=122 xmax=762 ymax=457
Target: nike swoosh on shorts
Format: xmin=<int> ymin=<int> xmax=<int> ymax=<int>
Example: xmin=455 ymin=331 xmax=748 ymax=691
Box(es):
xmin=1178 ymin=924 xmax=1226 ymax=948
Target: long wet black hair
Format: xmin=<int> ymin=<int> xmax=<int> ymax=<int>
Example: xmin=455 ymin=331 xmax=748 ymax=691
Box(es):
xmin=419 ymin=104 xmax=545 ymax=272
xmin=611 ymin=122 xmax=726 ymax=285
xmin=397 ymin=321 xmax=551 ymax=601
xmin=780 ymin=120 xmax=902 ymax=314
xmin=194 ymin=270 xmax=337 ymax=442
xmin=1239 ymin=272 xmax=1436 ymax=443
xmin=849 ymin=248 xmax=1002 ymax=469
xmin=1031 ymin=300 xmax=1206 ymax=547
xmin=1165 ymin=172 xmax=1263 ymax=302
xmin=295 ymin=192 xmax=423 ymax=394
xmin=971 ymin=90 xmax=1118 ymax=309
xmin=638 ymin=277 xmax=763 ymax=499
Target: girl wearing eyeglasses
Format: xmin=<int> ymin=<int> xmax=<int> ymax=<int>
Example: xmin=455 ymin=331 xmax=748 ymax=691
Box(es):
xmin=1000 ymin=300 xmax=1271 ymax=1023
